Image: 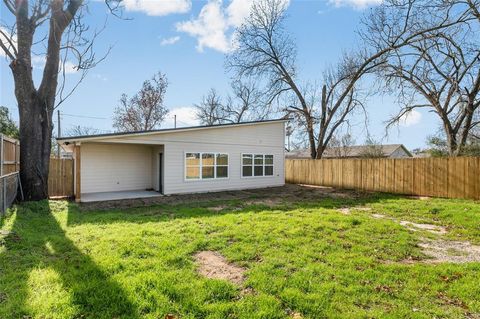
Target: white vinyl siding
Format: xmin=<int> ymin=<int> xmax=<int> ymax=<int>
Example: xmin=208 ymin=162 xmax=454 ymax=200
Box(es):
xmin=77 ymin=121 xmax=285 ymax=196
xmin=81 ymin=143 xmax=152 ymax=194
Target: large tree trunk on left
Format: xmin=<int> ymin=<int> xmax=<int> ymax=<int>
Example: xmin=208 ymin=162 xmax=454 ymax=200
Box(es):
xmin=8 ymin=0 xmax=79 ymax=201
xmin=17 ymin=92 xmax=53 ymax=201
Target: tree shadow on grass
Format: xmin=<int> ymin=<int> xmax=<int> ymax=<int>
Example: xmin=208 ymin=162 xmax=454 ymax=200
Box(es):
xmin=0 ymin=201 xmax=139 ymax=318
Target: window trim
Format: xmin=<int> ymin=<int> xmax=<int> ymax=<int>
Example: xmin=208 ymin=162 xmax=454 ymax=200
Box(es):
xmin=241 ymin=153 xmax=275 ymax=178
xmin=184 ymin=151 xmax=229 ymax=181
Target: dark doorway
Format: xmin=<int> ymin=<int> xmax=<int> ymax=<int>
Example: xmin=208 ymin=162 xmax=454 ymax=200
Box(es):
xmin=158 ymin=153 xmax=163 ymax=194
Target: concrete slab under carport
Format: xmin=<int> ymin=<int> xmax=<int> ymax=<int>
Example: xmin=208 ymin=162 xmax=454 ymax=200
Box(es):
xmin=81 ymin=190 xmax=162 ymax=203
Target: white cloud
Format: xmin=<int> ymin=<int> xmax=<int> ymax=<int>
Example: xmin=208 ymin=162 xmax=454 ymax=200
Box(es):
xmin=160 ymin=36 xmax=181 ymax=46
xmin=123 ymin=0 xmax=191 ymax=16
xmin=32 ymin=55 xmax=47 ymax=69
xmin=93 ymin=73 xmax=108 ymax=81
xmin=165 ymin=106 xmax=199 ymax=127
xmin=31 ymin=55 xmax=78 ymax=74
xmin=176 ymin=0 xmax=231 ymax=53
xmin=328 ymin=0 xmax=382 ymax=9
xmin=0 ymin=27 xmax=17 ymax=58
xmin=61 ymin=61 xmax=78 ymax=74
xmin=399 ymin=109 xmax=422 ymax=127
xmin=177 ymin=0 xmax=289 ymax=53
xmin=226 ymin=0 xmax=255 ymax=27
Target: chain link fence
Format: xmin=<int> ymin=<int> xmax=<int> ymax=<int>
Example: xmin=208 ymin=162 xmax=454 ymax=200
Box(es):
xmin=0 ymin=172 xmax=23 ymax=215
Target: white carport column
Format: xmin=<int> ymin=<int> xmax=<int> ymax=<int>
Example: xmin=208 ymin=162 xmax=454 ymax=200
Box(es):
xmin=74 ymin=143 xmax=81 ymax=202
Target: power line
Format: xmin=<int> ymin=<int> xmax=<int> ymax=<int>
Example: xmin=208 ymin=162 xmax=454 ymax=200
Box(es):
xmin=61 ymin=113 xmax=108 ymax=120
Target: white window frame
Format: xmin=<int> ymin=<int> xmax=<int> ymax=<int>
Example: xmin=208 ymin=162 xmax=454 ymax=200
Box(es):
xmin=241 ymin=153 xmax=274 ymax=178
xmin=184 ymin=152 xmax=229 ymax=181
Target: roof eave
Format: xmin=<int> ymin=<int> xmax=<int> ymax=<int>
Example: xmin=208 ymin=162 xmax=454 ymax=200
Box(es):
xmin=57 ymin=118 xmax=289 ymax=144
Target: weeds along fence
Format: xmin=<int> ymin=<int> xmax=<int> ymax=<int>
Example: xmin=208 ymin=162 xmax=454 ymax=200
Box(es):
xmin=285 ymin=157 xmax=480 ymax=200
xmin=0 ymin=172 xmax=22 ymax=214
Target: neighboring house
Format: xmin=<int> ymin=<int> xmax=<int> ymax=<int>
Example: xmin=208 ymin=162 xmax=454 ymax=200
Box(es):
xmin=286 ymin=144 xmax=412 ymax=159
xmin=57 ymin=119 xmax=287 ymax=202
xmin=412 ymin=150 xmax=432 ymax=158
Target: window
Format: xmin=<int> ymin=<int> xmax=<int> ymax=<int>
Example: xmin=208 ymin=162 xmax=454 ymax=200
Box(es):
xmin=242 ymin=154 xmax=274 ymax=177
xmin=216 ymin=154 xmax=228 ymax=178
xmin=242 ymin=154 xmax=253 ymax=177
xmin=186 ymin=153 xmax=200 ymax=179
xmin=202 ymin=153 xmax=215 ymax=179
xmin=185 ymin=152 xmax=228 ymax=180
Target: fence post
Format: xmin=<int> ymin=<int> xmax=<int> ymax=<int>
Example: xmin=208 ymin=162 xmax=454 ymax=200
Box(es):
xmin=0 ymin=134 xmax=4 ymax=176
xmin=2 ymin=177 xmax=6 ymax=213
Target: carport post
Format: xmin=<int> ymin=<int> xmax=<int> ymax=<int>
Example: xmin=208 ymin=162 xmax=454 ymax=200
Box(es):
xmin=74 ymin=143 xmax=81 ymax=202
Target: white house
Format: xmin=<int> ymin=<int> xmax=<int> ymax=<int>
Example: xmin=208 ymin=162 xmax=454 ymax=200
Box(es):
xmin=57 ymin=119 xmax=287 ymax=202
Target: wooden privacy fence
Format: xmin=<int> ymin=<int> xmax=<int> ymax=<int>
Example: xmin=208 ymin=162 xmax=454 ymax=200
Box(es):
xmin=48 ymin=158 xmax=74 ymax=197
xmin=285 ymin=157 xmax=480 ymax=200
xmin=0 ymin=136 xmax=74 ymax=198
xmin=0 ymin=134 xmax=20 ymax=175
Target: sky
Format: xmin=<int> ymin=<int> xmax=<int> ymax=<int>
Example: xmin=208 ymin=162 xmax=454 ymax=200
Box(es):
xmin=0 ymin=0 xmax=439 ymax=150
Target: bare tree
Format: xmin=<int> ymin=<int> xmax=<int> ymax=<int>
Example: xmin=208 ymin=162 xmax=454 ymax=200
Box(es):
xmin=359 ymin=137 xmax=386 ymax=158
xmin=195 ymin=81 xmax=270 ymax=125
xmin=223 ymin=81 xmax=269 ymax=123
xmin=226 ymin=0 xmax=319 ymax=156
xmin=194 ymin=88 xmax=224 ymax=125
xmin=66 ymin=125 xmax=101 ymax=137
xmin=363 ymin=0 xmax=480 ymax=156
xmin=113 ymin=72 xmax=169 ymax=132
xmin=328 ymin=133 xmax=356 ymax=157
xmin=228 ymin=0 xmax=475 ymax=159
xmin=0 ymin=0 xmax=116 ymax=200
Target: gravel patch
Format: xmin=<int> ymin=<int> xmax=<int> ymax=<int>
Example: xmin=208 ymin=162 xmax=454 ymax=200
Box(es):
xmin=418 ymin=239 xmax=480 ymax=263
xmin=399 ymin=221 xmax=448 ymax=235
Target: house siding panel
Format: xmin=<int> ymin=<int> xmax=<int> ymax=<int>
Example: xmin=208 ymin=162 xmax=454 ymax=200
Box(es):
xmin=78 ymin=121 xmax=285 ymax=195
xmin=81 ymin=143 xmax=153 ymax=193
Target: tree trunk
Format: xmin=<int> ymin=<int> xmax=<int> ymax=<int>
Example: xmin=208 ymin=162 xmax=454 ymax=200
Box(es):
xmin=17 ymin=91 xmax=53 ymax=201
xmin=316 ymin=143 xmax=326 ymax=159
xmin=306 ymin=118 xmax=316 ymax=159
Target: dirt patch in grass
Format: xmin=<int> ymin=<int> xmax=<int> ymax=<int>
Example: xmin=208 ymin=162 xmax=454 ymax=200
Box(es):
xmin=338 ymin=207 xmax=371 ymax=215
xmin=418 ymin=239 xmax=480 ymax=264
xmin=208 ymin=205 xmax=228 ymax=212
xmin=368 ymin=213 xmax=447 ymax=235
xmin=243 ymin=198 xmax=283 ymax=207
xmin=194 ymin=251 xmax=245 ymax=285
xmin=399 ymin=221 xmax=447 ymax=235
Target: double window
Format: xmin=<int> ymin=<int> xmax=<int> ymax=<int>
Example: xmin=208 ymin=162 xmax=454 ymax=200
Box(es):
xmin=242 ymin=154 xmax=274 ymax=177
xmin=185 ymin=152 xmax=228 ymax=180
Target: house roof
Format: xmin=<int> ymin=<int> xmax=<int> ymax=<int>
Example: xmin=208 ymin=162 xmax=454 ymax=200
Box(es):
xmin=57 ymin=118 xmax=289 ymax=143
xmin=286 ymin=144 xmax=412 ymax=159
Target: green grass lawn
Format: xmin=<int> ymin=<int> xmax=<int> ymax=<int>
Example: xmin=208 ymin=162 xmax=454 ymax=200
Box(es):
xmin=1 ymin=187 xmax=479 ymax=319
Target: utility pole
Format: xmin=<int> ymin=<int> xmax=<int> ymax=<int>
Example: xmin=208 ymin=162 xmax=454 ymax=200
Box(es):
xmin=286 ymin=125 xmax=293 ymax=151
xmin=57 ymin=110 xmax=61 ymax=158
xmin=174 ymin=114 xmax=177 ymax=129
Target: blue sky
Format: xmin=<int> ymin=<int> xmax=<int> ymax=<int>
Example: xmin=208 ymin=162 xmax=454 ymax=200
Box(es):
xmin=0 ymin=0 xmax=438 ymax=150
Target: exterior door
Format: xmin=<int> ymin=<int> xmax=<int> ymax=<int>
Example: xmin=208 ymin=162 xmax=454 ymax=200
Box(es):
xmin=158 ymin=153 xmax=163 ymax=194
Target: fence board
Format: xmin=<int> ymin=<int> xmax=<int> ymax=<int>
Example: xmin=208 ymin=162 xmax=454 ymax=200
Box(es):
xmin=0 ymin=135 xmax=20 ymax=175
xmin=285 ymin=157 xmax=480 ymax=200
xmin=48 ymin=158 xmax=74 ymax=197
